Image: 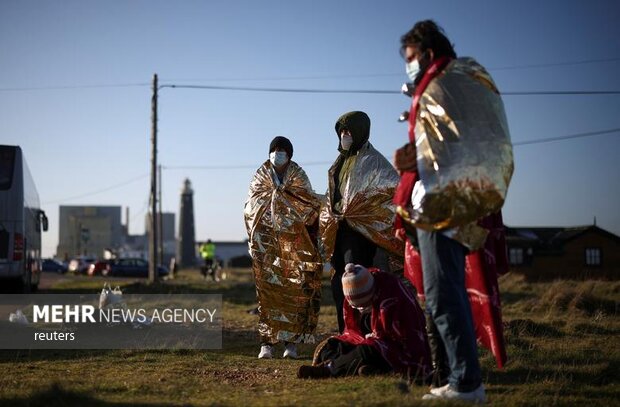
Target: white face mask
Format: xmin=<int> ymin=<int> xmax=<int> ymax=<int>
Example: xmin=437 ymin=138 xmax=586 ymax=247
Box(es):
xmin=406 ymin=59 xmax=420 ymax=82
xmin=270 ymin=151 xmax=288 ymax=168
xmin=340 ymin=134 xmax=353 ymax=151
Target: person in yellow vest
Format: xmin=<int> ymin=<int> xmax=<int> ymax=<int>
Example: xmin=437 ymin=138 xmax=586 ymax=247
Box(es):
xmin=199 ymin=239 xmax=217 ymax=280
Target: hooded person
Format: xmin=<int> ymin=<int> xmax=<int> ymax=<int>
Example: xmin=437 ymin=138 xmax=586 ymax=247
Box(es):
xmin=244 ymin=136 xmax=324 ymax=360
xmin=319 ymin=111 xmax=404 ymax=333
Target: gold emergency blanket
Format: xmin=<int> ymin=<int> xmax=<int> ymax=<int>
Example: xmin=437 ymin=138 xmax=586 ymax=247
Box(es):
xmin=406 ymin=57 xmax=514 ymax=241
xmin=244 ymin=161 xmax=323 ymax=344
xmin=319 ymin=142 xmax=403 ymax=261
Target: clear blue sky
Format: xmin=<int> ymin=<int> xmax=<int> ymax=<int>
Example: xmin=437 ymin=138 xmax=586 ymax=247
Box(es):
xmin=1 ymin=0 xmax=619 ymax=257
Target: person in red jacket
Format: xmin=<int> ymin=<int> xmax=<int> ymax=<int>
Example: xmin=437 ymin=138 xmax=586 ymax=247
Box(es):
xmin=393 ymin=20 xmax=512 ymax=404
xmin=297 ymin=264 xmax=431 ymax=380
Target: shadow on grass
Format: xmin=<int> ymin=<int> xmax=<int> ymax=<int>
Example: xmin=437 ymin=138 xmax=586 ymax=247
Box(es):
xmin=0 ymin=382 xmax=192 ymax=407
xmin=570 ymin=322 xmax=617 ymax=335
xmin=489 ymin=358 xmax=619 ymax=388
xmin=504 ymin=319 xmax=564 ymax=338
xmin=0 ymin=326 xmax=262 ymax=363
xmin=500 ymin=290 xmax=538 ymax=306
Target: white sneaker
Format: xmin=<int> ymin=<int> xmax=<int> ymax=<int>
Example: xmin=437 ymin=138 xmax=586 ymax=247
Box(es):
xmin=422 ymin=383 xmax=487 ymax=404
xmin=258 ymin=344 xmax=274 ymax=359
xmin=283 ymin=343 xmax=298 ymax=359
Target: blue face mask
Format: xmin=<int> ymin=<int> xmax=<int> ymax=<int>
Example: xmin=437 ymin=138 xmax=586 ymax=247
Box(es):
xmin=406 ymin=59 xmax=420 ymax=82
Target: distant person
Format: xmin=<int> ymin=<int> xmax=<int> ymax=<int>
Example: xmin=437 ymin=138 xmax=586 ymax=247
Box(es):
xmin=199 ymin=239 xmax=216 ymax=280
xmin=392 ymin=20 xmax=513 ymax=403
xmin=319 ymin=111 xmax=403 ymax=333
xmin=244 ymin=136 xmax=323 ymax=360
xmin=297 ymin=264 xmax=430 ymax=379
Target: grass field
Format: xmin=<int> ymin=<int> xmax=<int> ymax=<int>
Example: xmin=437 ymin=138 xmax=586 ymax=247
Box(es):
xmin=0 ymin=268 xmax=618 ymax=406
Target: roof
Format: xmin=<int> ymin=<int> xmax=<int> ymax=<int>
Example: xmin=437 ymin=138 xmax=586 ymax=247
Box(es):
xmin=505 ymin=225 xmax=620 ymax=253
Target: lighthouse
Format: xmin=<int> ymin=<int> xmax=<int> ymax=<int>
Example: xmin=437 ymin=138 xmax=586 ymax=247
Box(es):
xmin=177 ymin=178 xmax=196 ymax=268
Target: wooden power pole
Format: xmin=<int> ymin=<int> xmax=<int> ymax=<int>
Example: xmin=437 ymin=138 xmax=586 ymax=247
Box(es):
xmin=149 ymin=73 xmax=158 ymax=283
xmin=158 ymin=164 xmax=164 ymax=267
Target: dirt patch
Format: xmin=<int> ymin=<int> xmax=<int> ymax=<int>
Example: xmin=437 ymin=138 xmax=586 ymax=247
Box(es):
xmin=191 ymin=366 xmax=284 ymax=385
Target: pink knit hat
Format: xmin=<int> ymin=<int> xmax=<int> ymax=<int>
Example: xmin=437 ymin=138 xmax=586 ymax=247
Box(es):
xmin=342 ymin=263 xmax=375 ymax=308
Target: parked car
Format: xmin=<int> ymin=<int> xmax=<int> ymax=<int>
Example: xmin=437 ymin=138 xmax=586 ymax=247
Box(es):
xmin=68 ymin=256 xmax=97 ymax=274
xmin=103 ymin=258 xmax=168 ymax=278
xmin=42 ymin=258 xmax=68 ymax=273
xmin=87 ymin=260 xmax=109 ymax=276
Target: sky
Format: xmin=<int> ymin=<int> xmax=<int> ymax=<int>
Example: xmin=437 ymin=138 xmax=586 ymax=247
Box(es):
xmin=1 ymin=0 xmax=619 ymax=258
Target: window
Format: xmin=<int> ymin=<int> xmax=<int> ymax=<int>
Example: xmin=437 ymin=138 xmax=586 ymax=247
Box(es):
xmin=509 ymin=247 xmax=524 ymax=265
xmin=585 ymin=248 xmax=602 ymax=266
xmin=0 ymin=146 xmax=16 ymax=190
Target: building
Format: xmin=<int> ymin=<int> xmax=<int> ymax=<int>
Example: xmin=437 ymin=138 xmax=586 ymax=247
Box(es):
xmin=505 ymin=225 xmax=620 ymax=280
xmin=57 ymin=205 xmax=122 ymax=259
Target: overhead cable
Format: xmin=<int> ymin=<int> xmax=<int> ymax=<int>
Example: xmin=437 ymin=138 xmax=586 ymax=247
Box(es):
xmin=161 ymin=83 xmax=620 ymax=96
xmin=42 ymin=173 xmax=149 ymax=205
xmin=42 ymin=128 xmax=619 ymax=203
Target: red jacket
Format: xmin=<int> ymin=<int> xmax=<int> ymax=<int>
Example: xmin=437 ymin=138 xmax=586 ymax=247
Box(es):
xmin=334 ymin=269 xmax=431 ymax=375
xmin=404 ymin=212 xmax=509 ymax=368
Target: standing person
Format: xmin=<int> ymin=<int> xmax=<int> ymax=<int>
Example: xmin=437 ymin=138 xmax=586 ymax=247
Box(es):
xmin=392 ymin=21 xmax=513 ymax=403
xmin=199 ymin=239 xmax=216 ymax=280
xmin=319 ymin=111 xmax=403 ymax=333
xmin=297 ymin=263 xmax=431 ymax=380
xmin=244 ymin=136 xmax=323 ymax=359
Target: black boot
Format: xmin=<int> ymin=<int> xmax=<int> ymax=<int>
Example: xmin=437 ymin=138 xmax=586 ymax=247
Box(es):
xmin=297 ymin=365 xmax=332 ymax=379
xmin=426 ymin=313 xmax=450 ymax=388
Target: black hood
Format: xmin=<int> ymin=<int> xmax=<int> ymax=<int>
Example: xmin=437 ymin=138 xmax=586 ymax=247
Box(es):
xmin=334 ymin=111 xmax=370 ymax=154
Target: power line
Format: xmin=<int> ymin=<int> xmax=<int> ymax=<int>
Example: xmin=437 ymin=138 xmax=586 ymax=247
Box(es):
xmin=161 ymin=83 xmax=620 ymax=96
xmin=163 ymin=73 xmax=398 ymax=82
xmin=490 ymin=57 xmax=620 ymax=71
xmin=161 ymin=84 xmax=397 ymax=94
xmin=503 ymin=90 xmax=620 ymax=96
xmin=513 ymin=128 xmax=620 ymax=146
xmin=2 ymin=57 xmax=619 ymax=92
xmin=42 ymin=173 xmax=149 ymax=205
xmin=39 ymin=128 xmax=618 ymax=204
xmin=1 ymin=82 xmax=619 ymax=96
xmin=162 ymin=161 xmax=333 ymax=171
xmin=0 ymin=83 xmax=149 ymax=92
xmin=162 ymin=57 xmax=620 ymax=82
xmin=129 ymin=199 xmax=150 ymax=226
xmin=162 ymin=128 xmax=620 ymax=171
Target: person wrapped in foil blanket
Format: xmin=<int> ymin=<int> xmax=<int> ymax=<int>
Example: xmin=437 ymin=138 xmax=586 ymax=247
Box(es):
xmin=244 ymin=136 xmax=324 ymax=357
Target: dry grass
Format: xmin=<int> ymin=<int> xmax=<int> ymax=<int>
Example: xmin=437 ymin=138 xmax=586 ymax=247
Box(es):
xmin=0 ymin=269 xmax=617 ymax=406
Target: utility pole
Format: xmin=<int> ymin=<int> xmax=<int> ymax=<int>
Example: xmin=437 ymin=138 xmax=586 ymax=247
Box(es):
xmin=149 ymin=73 xmax=158 ymax=283
xmin=158 ymin=164 xmax=164 ymax=267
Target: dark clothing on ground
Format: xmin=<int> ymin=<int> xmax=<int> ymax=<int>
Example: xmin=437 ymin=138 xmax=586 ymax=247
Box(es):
xmin=315 ymin=338 xmax=392 ymax=377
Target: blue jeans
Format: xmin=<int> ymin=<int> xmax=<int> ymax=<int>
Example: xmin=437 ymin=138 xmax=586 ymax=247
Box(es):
xmin=417 ymin=229 xmax=481 ymax=392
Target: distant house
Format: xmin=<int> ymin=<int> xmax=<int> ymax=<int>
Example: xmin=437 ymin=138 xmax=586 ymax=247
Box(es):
xmin=505 ymin=225 xmax=620 ymax=280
